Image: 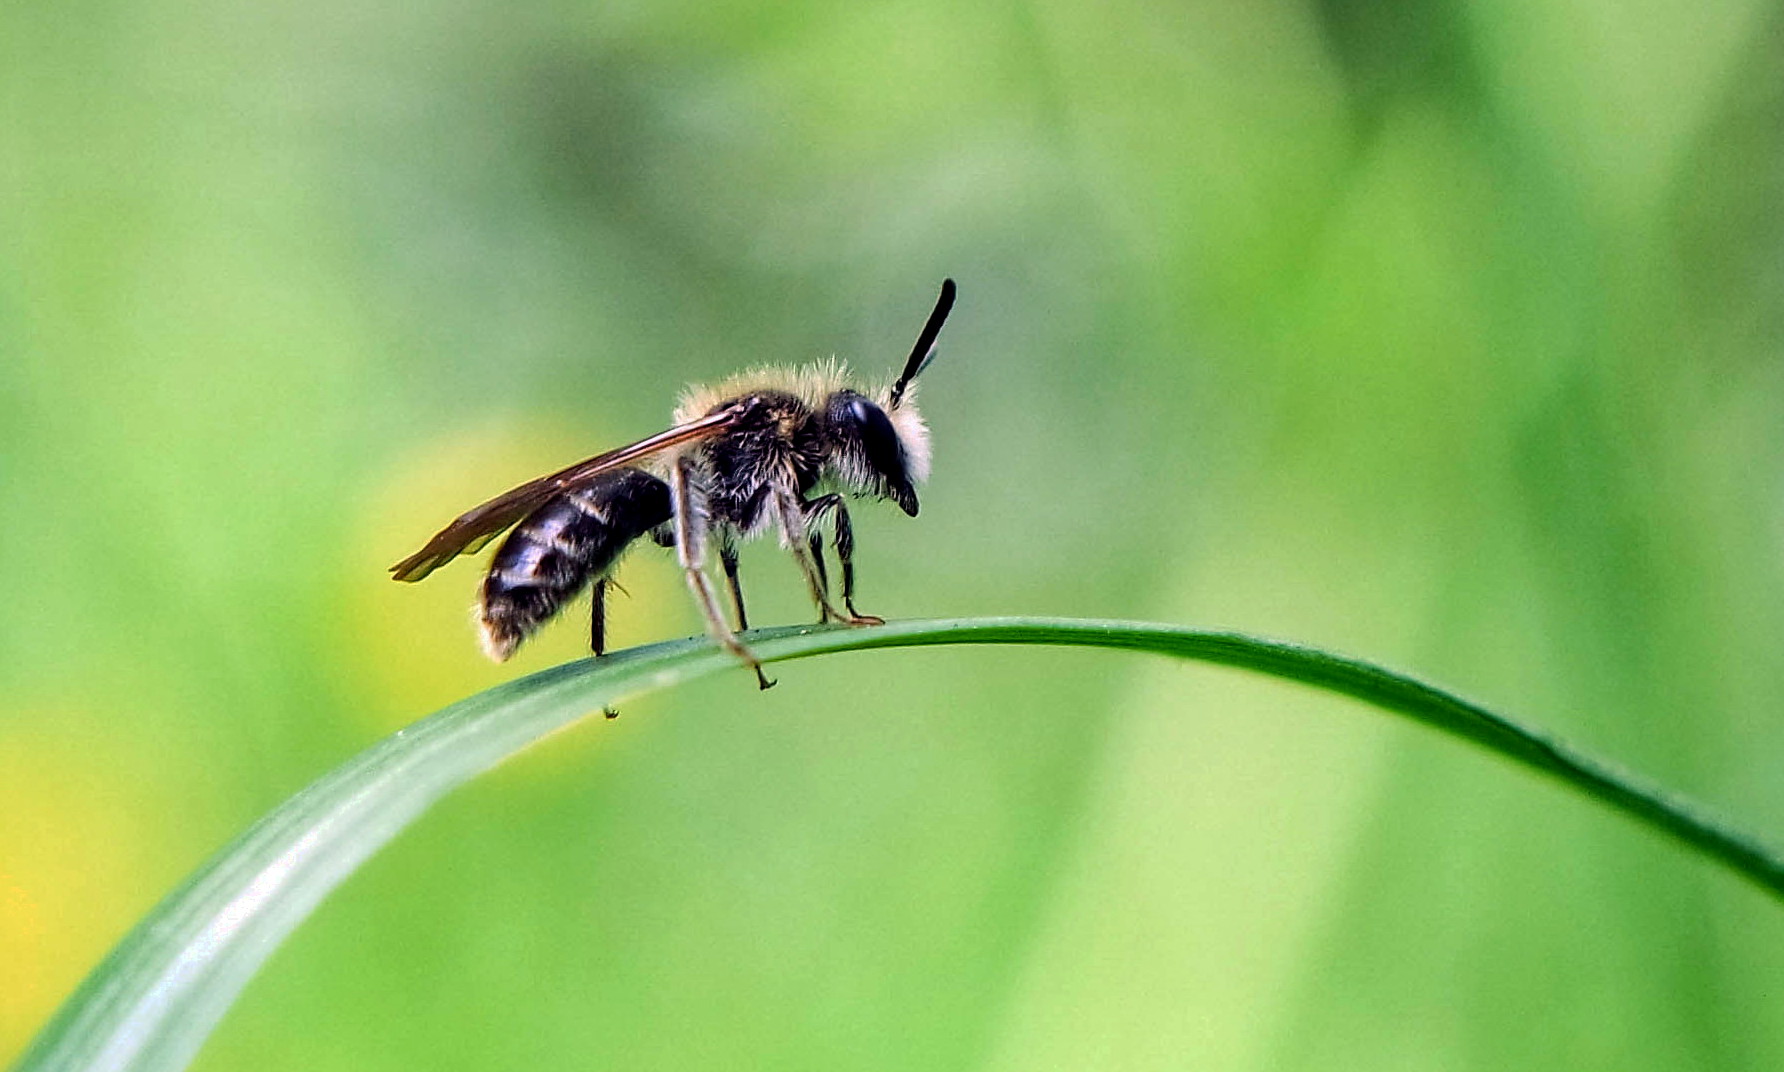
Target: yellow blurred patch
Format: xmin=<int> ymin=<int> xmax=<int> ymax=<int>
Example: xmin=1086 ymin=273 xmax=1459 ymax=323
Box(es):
xmin=0 ymin=721 xmax=185 ymax=1062
xmin=340 ymin=418 xmax=684 ymax=732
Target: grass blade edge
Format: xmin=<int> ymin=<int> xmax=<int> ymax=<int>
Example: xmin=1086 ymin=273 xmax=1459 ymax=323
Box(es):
xmin=14 ymin=616 xmax=1782 ymax=1072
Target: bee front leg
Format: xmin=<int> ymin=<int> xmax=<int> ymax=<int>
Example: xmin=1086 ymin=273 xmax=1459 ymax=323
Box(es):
xmin=828 ymin=500 xmax=881 ymax=625
xmin=672 ymin=458 xmax=774 ymax=690
xmin=801 ymin=494 xmax=881 ymax=626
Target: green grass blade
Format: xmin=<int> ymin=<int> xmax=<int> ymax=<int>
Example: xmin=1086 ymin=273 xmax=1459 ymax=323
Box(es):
xmin=15 ymin=617 xmax=1784 ymax=1072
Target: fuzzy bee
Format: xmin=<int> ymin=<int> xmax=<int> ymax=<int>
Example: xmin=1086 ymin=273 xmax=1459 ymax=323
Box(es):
xmin=391 ymin=279 xmax=956 ymax=690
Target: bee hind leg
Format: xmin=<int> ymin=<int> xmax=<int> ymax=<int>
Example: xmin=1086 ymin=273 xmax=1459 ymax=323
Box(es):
xmin=673 ymin=459 xmax=774 ymax=690
xmin=590 ymin=577 xmax=610 ymax=656
xmin=589 ymin=577 xmax=621 ymax=718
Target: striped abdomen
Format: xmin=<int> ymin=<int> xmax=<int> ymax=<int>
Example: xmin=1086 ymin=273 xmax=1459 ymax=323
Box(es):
xmin=477 ymin=467 xmax=671 ymax=661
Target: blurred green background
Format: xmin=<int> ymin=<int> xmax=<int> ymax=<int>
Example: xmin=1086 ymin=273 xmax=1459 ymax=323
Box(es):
xmin=5 ymin=0 xmax=1784 ymax=1067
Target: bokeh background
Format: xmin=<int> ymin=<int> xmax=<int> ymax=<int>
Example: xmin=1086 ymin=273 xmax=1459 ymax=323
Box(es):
xmin=5 ymin=0 xmax=1784 ymax=1067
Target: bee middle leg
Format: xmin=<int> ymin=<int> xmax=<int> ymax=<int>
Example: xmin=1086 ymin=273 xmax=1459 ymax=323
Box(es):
xmin=718 ymin=539 xmax=749 ymax=632
xmin=777 ymin=492 xmax=850 ymax=625
xmin=672 ymin=458 xmax=774 ymax=690
xmin=806 ymin=531 xmax=829 ymax=600
xmin=802 ymin=494 xmax=881 ymax=626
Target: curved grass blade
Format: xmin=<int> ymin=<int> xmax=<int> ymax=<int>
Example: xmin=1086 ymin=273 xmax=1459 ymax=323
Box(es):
xmin=15 ymin=617 xmax=1784 ymax=1072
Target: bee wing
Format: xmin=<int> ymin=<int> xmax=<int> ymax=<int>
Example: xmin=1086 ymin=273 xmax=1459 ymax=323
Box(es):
xmin=389 ymin=404 xmax=742 ymax=582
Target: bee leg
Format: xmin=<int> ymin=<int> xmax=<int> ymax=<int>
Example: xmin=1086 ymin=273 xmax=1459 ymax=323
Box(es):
xmin=718 ymin=540 xmax=750 ymax=632
xmin=673 ymin=458 xmax=774 ymax=690
xmin=807 ymin=532 xmax=830 ymax=601
xmin=590 ymin=577 xmax=610 ymax=656
xmin=803 ymin=494 xmax=881 ymax=626
xmin=829 ymin=500 xmax=882 ymax=626
xmin=781 ymin=492 xmax=847 ymax=625
xmin=590 ymin=578 xmax=620 ymax=718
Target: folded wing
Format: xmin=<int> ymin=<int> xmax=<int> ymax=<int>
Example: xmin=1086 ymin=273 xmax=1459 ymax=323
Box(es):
xmin=389 ymin=403 xmax=744 ymax=582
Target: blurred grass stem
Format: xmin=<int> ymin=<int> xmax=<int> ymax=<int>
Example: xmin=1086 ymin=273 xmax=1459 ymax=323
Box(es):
xmin=15 ymin=617 xmax=1784 ymax=1072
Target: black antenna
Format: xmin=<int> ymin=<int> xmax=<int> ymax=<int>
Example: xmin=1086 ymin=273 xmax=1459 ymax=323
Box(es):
xmin=889 ymin=278 xmax=956 ymax=409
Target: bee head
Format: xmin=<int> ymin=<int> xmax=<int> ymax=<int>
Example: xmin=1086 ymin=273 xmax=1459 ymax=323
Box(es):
xmin=815 ymin=279 xmax=953 ymax=516
xmin=823 ymin=390 xmax=926 ymax=515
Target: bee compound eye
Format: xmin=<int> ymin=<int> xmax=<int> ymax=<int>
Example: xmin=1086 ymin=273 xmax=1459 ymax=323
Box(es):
xmin=856 ymin=402 xmax=903 ymax=475
xmin=826 ymin=390 xmax=905 ymax=482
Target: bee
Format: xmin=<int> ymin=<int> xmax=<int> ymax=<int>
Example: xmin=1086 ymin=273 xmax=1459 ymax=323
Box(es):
xmin=391 ymin=279 xmax=956 ymax=693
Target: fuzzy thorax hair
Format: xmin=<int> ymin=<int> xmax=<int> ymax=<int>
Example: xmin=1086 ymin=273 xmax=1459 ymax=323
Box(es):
xmin=672 ymin=361 xmax=931 ymax=485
